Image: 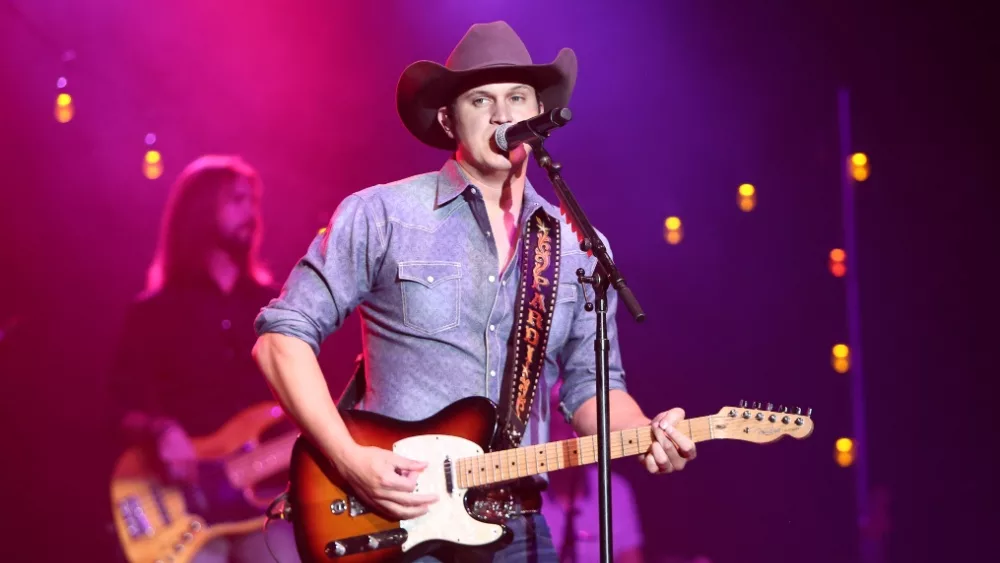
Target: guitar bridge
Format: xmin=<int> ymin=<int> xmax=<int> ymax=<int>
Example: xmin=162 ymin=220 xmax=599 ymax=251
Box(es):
xmin=325 ymin=528 xmax=407 ymax=558
xmin=348 ymin=496 xmax=368 ymax=517
xmin=329 ymin=495 xmax=371 ymax=517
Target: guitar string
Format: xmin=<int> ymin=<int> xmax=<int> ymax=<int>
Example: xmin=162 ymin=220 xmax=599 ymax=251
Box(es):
xmin=453 ymin=421 xmax=810 ymax=487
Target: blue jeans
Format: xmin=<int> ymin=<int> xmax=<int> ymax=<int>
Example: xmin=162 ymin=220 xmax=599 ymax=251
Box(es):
xmin=410 ymin=514 xmax=558 ymax=562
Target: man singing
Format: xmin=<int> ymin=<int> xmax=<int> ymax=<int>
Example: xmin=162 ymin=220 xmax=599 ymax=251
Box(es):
xmin=254 ymin=21 xmax=696 ymax=561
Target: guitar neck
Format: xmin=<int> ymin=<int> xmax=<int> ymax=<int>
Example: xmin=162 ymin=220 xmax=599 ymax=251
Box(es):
xmin=225 ymin=430 xmax=298 ymax=488
xmin=455 ymin=415 xmax=717 ymax=489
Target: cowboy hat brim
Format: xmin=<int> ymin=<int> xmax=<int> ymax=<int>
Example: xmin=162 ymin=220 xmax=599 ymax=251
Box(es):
xmin=396 ymin=48 xmax=578 ymax=150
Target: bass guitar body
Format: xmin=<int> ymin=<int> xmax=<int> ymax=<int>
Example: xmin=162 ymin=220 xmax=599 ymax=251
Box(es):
xmin=288 ymin=397 xmax=507 ymax=563
xmin=110 ymin=401 xmax=291 ymax=563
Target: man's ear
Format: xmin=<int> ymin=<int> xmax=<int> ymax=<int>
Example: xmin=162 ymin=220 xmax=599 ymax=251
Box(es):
xmin=436 ymin=107 xmax=455 ymax=140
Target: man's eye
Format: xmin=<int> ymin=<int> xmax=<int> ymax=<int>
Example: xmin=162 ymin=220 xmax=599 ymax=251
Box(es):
xmin=473 ymin=97 xmax=490 ymax=106
xmin=511 ymin=95 xmax=525 ymax=102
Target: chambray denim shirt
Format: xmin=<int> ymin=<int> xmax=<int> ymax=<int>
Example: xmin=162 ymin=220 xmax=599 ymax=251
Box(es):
xmin=254 ymin=159 xmax=628 ymax=449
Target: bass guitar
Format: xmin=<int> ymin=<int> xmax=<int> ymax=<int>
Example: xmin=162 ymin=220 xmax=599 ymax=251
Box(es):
xmin=283 ymin=397 xmax=814 ymax=562
xmin=110 ymin=401 xmax=296 ymax=563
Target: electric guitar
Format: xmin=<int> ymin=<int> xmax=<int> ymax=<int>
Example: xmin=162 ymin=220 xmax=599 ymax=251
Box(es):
xmin=283 ymin=397 xmax=814 ymax=562
xmin=109 ymin=401 xmax=296 ymax=563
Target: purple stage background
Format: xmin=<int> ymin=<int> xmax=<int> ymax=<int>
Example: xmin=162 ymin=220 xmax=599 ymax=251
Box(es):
xmin=0 ymin=1 xmax=991 ymax=561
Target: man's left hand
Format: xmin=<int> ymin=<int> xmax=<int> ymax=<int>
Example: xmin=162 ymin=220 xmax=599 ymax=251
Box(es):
xmin=638 ymin=408 xmax=697 ymax=474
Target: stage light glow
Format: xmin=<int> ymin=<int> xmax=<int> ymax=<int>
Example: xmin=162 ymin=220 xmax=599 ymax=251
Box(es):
xmin=54 ymin=92 xmax=74 ymax=123
xmin=739 ymin=195 xmax=756 ymax=212
xmin=738 ymin=183 xmax=755 ymax=197
xmin=143 ymin=150 xmax=163 ymax=180
xmin=663 ymin=216 xmax=683 ymax=244
xmin=849 ymin=152 xmax=870 ymax=182
xmin=835 ymin=450 xmax=855 ymax=468
xmin=836 ymin=437 xmax=854 ymax=453
xmin=318 ymin=227 xmax=327 ymax=235
xmin=829 ymin=248 xmax=847 ymax=277
xmin=832 ymin=344 xmax=849 ymax=358
xmin=832 ymin=343 xmax=850 ymax=373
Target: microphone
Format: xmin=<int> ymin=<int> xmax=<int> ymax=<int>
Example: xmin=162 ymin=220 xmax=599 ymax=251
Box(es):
xmin=494 ymin=108 xmax=573 ymax=151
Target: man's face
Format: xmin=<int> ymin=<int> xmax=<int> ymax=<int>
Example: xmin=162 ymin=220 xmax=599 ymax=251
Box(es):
xmin=216 ymin=176 xmax=259 ymax=253
xmin=439 ymin=82 xmax=542 ymax=174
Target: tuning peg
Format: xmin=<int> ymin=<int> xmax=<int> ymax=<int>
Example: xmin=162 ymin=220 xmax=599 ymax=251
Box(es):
xmin=739 ymin=399 xmax=747 ymax=408
xmin=753 ymin=401 xmax=761 ymax=409
xmin=795 ymin=407 xmax=802 ymax=415
xmin=807 ymin=407 xmax=813 ymax=417
xmin=781 ymin=406 xmax=788 ymax=413
xmin=766 ymin=402 xmax=774 ymax=411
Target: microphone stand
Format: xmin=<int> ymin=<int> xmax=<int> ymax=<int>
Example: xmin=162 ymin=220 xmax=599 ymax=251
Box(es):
xmin=528 ymin=131 xmax=645 ymax=563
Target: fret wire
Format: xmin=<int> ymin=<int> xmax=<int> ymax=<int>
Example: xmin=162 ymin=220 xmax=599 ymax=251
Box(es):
xmin=494 ymin=452 xmax=501 ymax=485
xmin=451 ymin=416 xmax=735 ymax=489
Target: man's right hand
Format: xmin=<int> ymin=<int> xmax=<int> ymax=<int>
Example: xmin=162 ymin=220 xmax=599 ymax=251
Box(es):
xmin=332 ymin=444 xmax=438 ymax=520
xmin=156 ymin=423 xmax=198 ymax=483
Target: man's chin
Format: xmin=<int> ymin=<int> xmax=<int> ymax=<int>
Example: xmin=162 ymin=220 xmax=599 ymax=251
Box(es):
xmin=487 ymin=149 xmax=528 ymax=170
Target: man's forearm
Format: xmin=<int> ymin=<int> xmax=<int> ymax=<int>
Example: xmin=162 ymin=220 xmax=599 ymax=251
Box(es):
xmin=570 ymin=389 xmax=650 ymax=437
xmin=252 ymin=332 xmax=357 ymax=463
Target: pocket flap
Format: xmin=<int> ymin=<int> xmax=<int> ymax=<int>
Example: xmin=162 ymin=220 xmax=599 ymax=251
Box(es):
xmin=397 ymin=262 xmax=462 ymax=288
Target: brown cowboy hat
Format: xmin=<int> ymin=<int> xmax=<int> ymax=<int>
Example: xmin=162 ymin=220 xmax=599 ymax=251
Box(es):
xmin=396 ymin=21 xmax=578 ymax=150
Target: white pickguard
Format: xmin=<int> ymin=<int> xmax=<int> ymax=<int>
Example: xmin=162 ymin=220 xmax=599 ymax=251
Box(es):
xmin=393 ymin=435 xmax=504 ymax=551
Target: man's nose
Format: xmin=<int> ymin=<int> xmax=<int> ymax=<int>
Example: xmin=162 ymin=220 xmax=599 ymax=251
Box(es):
xmin=491 ymin=101 xmax=513 ymax=124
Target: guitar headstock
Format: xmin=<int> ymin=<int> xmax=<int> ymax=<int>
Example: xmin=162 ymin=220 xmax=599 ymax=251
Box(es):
xmin=711 ymin=400 xmax=815 ymax=443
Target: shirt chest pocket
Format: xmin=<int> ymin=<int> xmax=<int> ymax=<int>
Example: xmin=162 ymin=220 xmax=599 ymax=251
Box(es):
xmin=548 ymin=283 xmax=579 ymax=349
xmin=397 ymin=261 xmax=462 ymax=334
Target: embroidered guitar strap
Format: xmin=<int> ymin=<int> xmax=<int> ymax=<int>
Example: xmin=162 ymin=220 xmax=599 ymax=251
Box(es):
xmin=495 ymin=208 xmax=561 ymax=452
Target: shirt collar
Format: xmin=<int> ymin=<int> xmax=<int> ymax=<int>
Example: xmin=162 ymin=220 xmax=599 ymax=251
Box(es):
xmin=435 ymin=159 xmax=472 ymax=208
xmin=436 ymin=159 xmax=556 ymax=222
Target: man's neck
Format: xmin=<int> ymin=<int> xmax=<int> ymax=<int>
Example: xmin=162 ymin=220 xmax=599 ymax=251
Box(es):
xmin=456 ymin=159 xmax=527 ymax=217
xmin=205 ymin=248 xmax=243 ymax=294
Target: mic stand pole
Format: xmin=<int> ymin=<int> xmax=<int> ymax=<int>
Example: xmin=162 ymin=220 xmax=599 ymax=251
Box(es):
xmin=529 ymin=139 xmax=645 ymax=563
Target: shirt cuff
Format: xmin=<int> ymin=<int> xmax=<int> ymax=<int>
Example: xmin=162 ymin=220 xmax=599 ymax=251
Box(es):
xmin=557 ymin=375 xmax=628 ymax=423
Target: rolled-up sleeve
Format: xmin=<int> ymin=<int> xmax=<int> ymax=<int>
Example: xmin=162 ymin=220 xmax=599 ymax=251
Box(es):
xmin=556 ymin=236 xmax=629 ymax=421
xmin=255 ymin=193 xmax=385 ymax=355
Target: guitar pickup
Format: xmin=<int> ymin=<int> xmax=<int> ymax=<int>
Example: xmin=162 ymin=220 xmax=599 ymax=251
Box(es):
xmin=325 ymin=528 xmax=407 ymax=558
xmin=118 ymin=496 xmax=153 ymax=538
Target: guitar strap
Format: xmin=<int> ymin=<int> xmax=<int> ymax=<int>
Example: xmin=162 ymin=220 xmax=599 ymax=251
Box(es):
xmin=494 ymin=208 xmax=562 ymax=452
